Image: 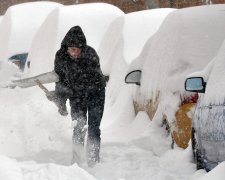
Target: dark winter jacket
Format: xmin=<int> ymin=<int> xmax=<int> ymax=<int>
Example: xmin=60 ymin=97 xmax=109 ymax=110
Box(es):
xmin=54 ymin=26 xmax=106 ymax=96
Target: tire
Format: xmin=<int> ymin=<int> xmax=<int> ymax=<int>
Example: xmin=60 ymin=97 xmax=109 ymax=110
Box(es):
xmin=191 ymin=128 xmax=205 ymax=170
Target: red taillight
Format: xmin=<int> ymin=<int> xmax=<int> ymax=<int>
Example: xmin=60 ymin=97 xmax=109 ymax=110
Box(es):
xmin=180 ymin=93 xmax=199 ymax=105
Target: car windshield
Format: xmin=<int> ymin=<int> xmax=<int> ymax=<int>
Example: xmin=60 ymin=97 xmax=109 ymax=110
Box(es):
xmin=8 ymin=53 xmax=28 ymax=71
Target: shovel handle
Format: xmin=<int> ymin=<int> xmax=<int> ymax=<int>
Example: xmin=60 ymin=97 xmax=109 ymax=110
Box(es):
xmin=35 ymin=80 xmax=49 ymax=94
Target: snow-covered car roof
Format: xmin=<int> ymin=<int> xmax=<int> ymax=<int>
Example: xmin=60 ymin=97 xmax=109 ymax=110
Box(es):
xmin=27 ymin=3 xmax=124 ymax=76
xmin=189 ymin=37 xmax=225 ymax=104
xmin=99 ymin=8 xmax=176 ymax=75
xmin=134 ymin=5 xmax=225 ymax=100
xmin=0 ymin=2 xmax=62 ymax=62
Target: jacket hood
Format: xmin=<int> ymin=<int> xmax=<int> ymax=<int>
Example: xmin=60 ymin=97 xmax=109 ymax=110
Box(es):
xmin=61 ymin=26 xmax=87 ymax=48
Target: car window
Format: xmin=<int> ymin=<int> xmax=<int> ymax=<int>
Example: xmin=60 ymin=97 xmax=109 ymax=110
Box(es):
xmin=8 ymin=53 xmax=28 ymax=71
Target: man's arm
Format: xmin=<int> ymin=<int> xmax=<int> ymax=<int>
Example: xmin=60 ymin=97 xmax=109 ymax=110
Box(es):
xmin=54 ymin=50 xmax=66 ymax=81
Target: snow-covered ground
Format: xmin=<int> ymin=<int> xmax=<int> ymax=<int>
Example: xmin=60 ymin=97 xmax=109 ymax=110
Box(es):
xmin=0 ymin=78 xmax=224 ymax=180
xmin=1 ymin=3 xmax=225 ymax=180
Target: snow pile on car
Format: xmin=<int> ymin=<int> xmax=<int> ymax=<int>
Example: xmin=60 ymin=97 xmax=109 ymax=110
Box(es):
xmin=132 ymin=4 xmax=225 ymax=123
xmin=99 ymin=8 xmax=175 ymax=117
xmin=99 ymin=8 xmax=176 ymax=76
xmin=202 ymin=38 xmax=225 ymax=104
xmin=0 ymin=2 xmax=62 ymax=61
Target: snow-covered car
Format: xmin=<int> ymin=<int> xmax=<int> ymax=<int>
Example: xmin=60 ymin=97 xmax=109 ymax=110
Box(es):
xmin=26 ymin=3 xmax=124 ymax=76
xmin=125 ymin=4 xmax=225 ymax=149
xmin=0 ymin=2 xmax=62 ymax=71
xmin=98 ymin=9 xmax=175 ymax=126
xmin=184 ymin=37 xmax=225 ymax=171
xmin=99 ymin=8 xmax=175 ymax=76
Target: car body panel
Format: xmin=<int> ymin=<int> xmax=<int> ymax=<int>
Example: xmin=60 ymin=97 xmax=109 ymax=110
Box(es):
xmin=193 ymin=98 xmax=225 ymax=170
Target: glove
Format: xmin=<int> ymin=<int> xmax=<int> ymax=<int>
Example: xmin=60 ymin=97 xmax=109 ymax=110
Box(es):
xmin=104 ymin=75 xmax=109 ymax=82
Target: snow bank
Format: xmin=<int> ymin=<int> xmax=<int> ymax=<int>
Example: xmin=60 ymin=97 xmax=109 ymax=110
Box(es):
xmin=27 ymin=3 xmax=124 ymax=76
xmin=0 ymin=85 xmax=73 ymax=158
xmin=0 ymin=155 xmax=97 ymax=180
xmin=0 ymin=2 xmax=62 ymax=62
xmin=129 ymin=4 xmax=225 ymax=123
xmin=0 ymin=156 xmax=23 ymax=180
xmin=197 ymin=162 xmax=225 ymax=180
xmin=0 ymin=61 xmax=20 ymax=86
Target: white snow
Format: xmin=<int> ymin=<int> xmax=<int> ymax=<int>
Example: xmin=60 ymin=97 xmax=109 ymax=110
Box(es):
xmin=200 ymin=38 xmax=225 ymax=104
xmin=186 ymin=36 xmax=225 ymax=104
xmin=128 ymin=4 xmax=225 ymax=124
xmin=0 ymin=69 xmax=224 ymax=179
xmin=0 ymin=2 xmax=62 ymax=62
xmin=0 ymin=61 xmax=20 ymax=86
xmin=1 ymin=3 xmax=225 ymax=180
xmin=141 ymin=4 xmax=225 ymax=98
xmin=27 ymin=3 xmax=124 ymax=76
xmin=99 ymin=8 xmax=175 ymax=76
xmin=99 ymin=8 xmax=175 ymax=112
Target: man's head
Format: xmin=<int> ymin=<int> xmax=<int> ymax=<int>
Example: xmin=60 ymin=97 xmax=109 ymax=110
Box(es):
xmin=61 ymin=26 xmax=87 ymax=49
xmin=67 ymin=47 xmax=82 ymax=59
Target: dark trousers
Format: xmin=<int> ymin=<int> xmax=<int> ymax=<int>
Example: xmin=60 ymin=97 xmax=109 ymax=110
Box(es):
xmin=55 ymin=82 xmax=105 ymax=166
xmin=69 ymin=87 xmax=105 ymax=166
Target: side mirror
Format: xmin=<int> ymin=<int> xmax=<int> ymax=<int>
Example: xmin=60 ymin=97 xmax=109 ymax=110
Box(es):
xmin=185 ymin=77 xmax=206 ymax=93
xmin=125 ymin=70 xmax=141 ymax=86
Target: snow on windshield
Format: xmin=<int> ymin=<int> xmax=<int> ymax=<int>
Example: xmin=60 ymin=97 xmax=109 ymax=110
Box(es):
xmin=0 ymin=2 xmax=62 ymax=62
xmin=27 ymin=3 xmax=124 ymax=76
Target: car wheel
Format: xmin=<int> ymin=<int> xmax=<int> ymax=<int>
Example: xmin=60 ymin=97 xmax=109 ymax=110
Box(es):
xmin=191 ymin=128 xmax=205 ymax=170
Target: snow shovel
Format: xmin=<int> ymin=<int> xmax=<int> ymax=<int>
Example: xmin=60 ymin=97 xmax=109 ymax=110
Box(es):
xmin=11 ymin=71 xmax=59 ymax=88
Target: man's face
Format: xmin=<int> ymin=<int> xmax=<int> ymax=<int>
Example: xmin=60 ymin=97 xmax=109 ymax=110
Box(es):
xmin=67 ymin=47 xmax=82 ymax=59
